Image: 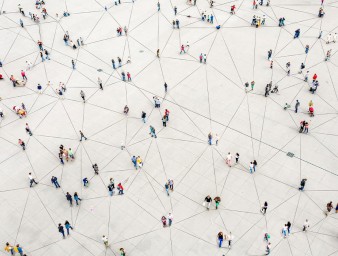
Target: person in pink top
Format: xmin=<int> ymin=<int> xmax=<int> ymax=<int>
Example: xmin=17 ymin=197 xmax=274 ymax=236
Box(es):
xmin=21 ymin=70 xmax=27 ymax=80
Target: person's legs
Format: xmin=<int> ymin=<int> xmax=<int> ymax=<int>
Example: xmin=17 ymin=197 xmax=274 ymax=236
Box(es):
xmin=219 ymin=238 xmax=223 ymax=248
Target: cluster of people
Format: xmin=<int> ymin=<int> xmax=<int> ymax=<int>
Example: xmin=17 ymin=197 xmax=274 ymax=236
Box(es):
xmin=161 ymin=213 xmax=173 ymax=227
xmin=278 ymin=17 xmax=286 ymax=26
xmin=326 ymin=33 xmax=337 ymax=43
xmin=131 ymin=155 xmax=144 ymax=169
xmin=201 ymin=11 xmax=214 ymax=24
xmin=116 ymin=26 xmax=127 ymax=36
xmin=172 ymin=19 xmax=180 ymax=29
xmin=217 ymin=231 xmax=233 ymax=248
xmin=58 ymin=221 xmax=73 ymax=238
xmin=63 ymin=32 xmax=84 ymax=49
xmin=203 ymin=195 xmax=221 ymax=210
xmin=4 ymin=243 xmax=25 ymax=256
xmin=66 ymin=192 xmax=82 ymax=206
xmin=13 ymin=104 xmax=27 ymax=118
xmin=199 ymin=53 xmax=207 ymax=63
xmin=107 ymin=178 xmax=124 ymax=196
xmin=251 ymin=15 xmax=266 ymax=27
xmin=164 ymin=179 xmax=174 ymax=196
xmin=59 ymin=144 xmax=75 ymax=164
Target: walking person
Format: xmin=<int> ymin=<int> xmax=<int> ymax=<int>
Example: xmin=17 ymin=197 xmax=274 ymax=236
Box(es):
xmin=79 ymin=130 xmax=87 ymax=141
xmin=58 ymin=224 xmax=65 ymax=238
xmin=165 ymin=182 xmax=170 ymax=196
xmin=14 ymin=244 xmax=23 ymax=256
xmin=21 ymin=70 xmax=27 ymax=80
xmin=80 ymin=90 xmax=85 ymax=102
xmin=208 ymin=132 xmax=212 ymax=145
xmin=92 ymin=163 xmax=99 ymax=174
xmin=25 ymin=123 xmax=33 ymax=136
xmin=226 ymin=232 xmax=233 ymax=249
xmin=44 ymin=49 xmax=50 ymax=60
xmin=164 ymin=82 xmax=168 ymax=93
xmin=235 ymin=153 xmax=239 ymax=164
xmin=204 ymin=195 xmax=212 ymax=210
xmin=102 ymin=235 xmax=108 ymax=247
xmin=51 ymin=176 xmax=60 ymax=188
xmin=65 ymin=220 xmax=73 ymax=235
xmin=162 ymin=116 xmax=167 ymax=127
xmin=226 ymin=152 xmax=232 ymax=167
xmin=253 ymin=160 xmax=257 ymax=172
xmin=286 ymin=221 xmax=292 ymax=235
xmin=72 ymin=60 xmax=75 ymax=69
xmin=74 ymin=192 xmax=81 ymax=205
xmin=303 ymin=219 xmax=310 ymax=231
xmin=66 ymin=192 xmax=73 ymax=206
xmin=28 ymin=172 xmax=38 ymax=187
xmin=141 ymin=111 xmax=146 ymax=123
xmin=261 ymin=201 xmax=268 ymax=214
xmin=4 ymin=243 xmax=14 ymax=255
xmin=168 ymin=213 xmax=173 ymax=226
xmin=299 ymin=178 xmax=307 ymax=191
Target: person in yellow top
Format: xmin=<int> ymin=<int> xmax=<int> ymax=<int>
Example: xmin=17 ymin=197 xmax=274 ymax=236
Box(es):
xmin=308 ymin=100 xmax=313 ymax=107
xmin=4 ymin=242 xmax=14 ymax=255
xmin=136 ymin=156 xmax=143 ymax=169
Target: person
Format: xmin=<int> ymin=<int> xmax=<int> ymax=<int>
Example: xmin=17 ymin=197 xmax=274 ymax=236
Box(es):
xmin=102 ymin=235 xmax=108 ymax=247
xmin=74 ymin=192 xmax=81 ymax=205
xmin=336 ymin=203 xmax=338 ymax=213
xmin=120 ymin=248 xmax=126 ymax=256
xmin=162 ymin=115 xmax=167 ymax=127
xmin=25 ymin=123 xmax=33 ymax=136
xmin=226 ymin=152 xmax=232 ymax=167
xmin=295 ymin=100 xmax=300 ymax=113
xmin=14 ymin=244 xmax=23 ymax=256
xmin=124 ymin=105 xmax=129 ymax=115
xmin=141 ymin=111 xmax=146 ymax=123
xmin=325 ymin=201 xmax=333 ymax=216
xmin=51 ymin=176 xmax=60 ymax=188
xmin=150 ymin=125 xmax=157 ymax=138
xmin=83 ymin=177 xmax=89 ymax=187
xmin=117 ymin=183 xmax=124 ymax=194
xmin=253 ymin=160 xmax=257 ymax=172
xmin=80 ymin=90 xmax=85 ymax=102
xmin=215 ymin=133 xmax=219 ymax=146
xmin=58 ymin=224 xmax=65 ymax=238
xmin=303 ymin=219 xmax=310 ymax=231
xmin=165 ymin=182 xmax=169 ymax=196
xmin=98 ymin=77 xmax=103 ymax=90
xmin=28 ymin=172 xmax=38 ymax=187
xmin=92 ymin=163 xmax=99 ymax=174
xmin=282 ymin=225 xmax=287 ymax=238
xmin=235 ymin=153 xmax=239 ymax=164
xmin=266 ymin=242 xmax=271 ymax=255
xmin=264 ymin=233 xmax=270 ymax=242
xmin=214 ymin=196 xmax=221 ymax=209
xmin=79 ymin=130 xmax=87 ymax=141
xmin=294 ymin=29 xmax=300 ymax=39
xmin=165 ymin=109 xmax=170 ymax=121
xmin=168 ymin=213 xmax=173 ymax=226
xmin=249 ymin=162 xmax=254 ymax=174
xmin=66 ymin=192 xmax=73 ymax=206
xmin=164 ymin=82 xmax=168 ymax=92
xmin=18 ymin=139 xmax=26 ymax=150
xmin=299 ymin=178 xmax=307 ymax=191
xmin=157 ymin=49 xmax=160 ymax=57
xmin=261 ymin=201 xmax=268 ymax=214
xmin=65 ymin=220 xmax=73 ymax=235
xmin=161 ymin=216 xmax=167 ymax=227
xmin=217 ymin=231 xmax=224 ymax=248
xmin=169 ymin=179 xmax=174 ymax=191
xmin=226 ymin=232 xmax=233 ymax=249
xmin=208 ymin=132 xmax=212 ymax=145
xmin=286 ymin=221 xmax=291 ymax=235
xmin=137 ymin=156 xmax=143 ymax=169
xmin=4 ymin=242 xmax=14 ymax=255
xmin=72 ymin=59 xmax=75 ymax=69
xmin=204 ymin=195 xmax=212 ymax=210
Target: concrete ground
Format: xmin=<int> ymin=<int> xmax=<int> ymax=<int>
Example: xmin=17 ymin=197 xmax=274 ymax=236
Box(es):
xmin=0 ymin=0 xmax=338 ymax=255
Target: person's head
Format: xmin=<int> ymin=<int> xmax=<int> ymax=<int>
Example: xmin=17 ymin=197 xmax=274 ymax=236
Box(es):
xmin=58 ymin=223 xmax=61 ymax=226
xmin=29 ymin=172 xmax=31 ymax=175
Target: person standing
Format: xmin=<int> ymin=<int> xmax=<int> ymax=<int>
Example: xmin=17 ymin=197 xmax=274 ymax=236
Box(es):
xmin=65 ymin=220 xmax=73 ymax=235
xmin=58 ymin=223 xmax=65 ymax=238
xmin=214 ymin=196 xmax=221 ymax=209
xmin=295 ymin=100 xmax=300 ymax=113
xmin=79 ymin=130 xmax=87 ymax=141
xmin=161 ymin=216 xmax=167 ymax=227
xmin=261 ymin=201 xmax=268 ymax=214
xmin=204 ymin=195 xmax=212 ymax=210
xmin=168 ymin=213 xmax=173 ymax=226
xmin=74 ymin=192 xmax=81 ymax=205
xmin=208 ymin=132 xmax=212 ymax=145
xmin=51 ymin=176 xmax=60 ymax=188
xmin=28 ymin=173 xmax=38 ymax=187
xmin=217 ymin=231 xmax=224 ymax=248
xmin=80 ymin=90 xmax=85 ymax=102
xmin=325 ymin=201 xmax=333 ymax=216
xmin=164 ymin=82 xmax=168 ymax=93
xmin=303 ymin=219 xmax=310 ymax=231
xmin=66 ymin=192 xmax=73 ymax=206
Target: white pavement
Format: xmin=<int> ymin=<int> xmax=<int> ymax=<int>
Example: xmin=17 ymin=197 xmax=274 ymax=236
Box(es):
xmin=0 ymin=0 xmax=338 ymax=255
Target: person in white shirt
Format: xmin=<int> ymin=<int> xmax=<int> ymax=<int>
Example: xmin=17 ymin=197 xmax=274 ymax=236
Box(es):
xmin=28 ymin=172 xmax=38 ymax=187
xmin=303 ymin=219 xmax=310 ymax=231
xmin=102 ymin=235 xmax=108 ymax=247
xmin=226 ymin=152 xmax=232 ymax=167
xmin=168 ymin=213 xmax=173 ymax=226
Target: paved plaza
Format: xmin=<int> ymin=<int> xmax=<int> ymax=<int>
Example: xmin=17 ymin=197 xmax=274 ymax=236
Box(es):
xmin=0 ymin=0 xmax=338 ymax=255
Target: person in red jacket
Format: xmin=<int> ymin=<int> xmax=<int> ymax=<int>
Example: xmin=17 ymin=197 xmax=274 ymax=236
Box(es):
xmin=312 ymin=73 xmax=317 ymax=81
xmin=117 ymin=183 xmax=124 ymax=195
